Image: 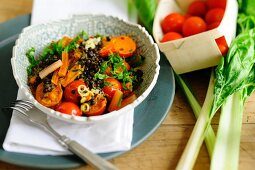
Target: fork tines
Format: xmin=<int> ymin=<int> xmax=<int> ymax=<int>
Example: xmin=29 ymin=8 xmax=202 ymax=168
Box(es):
xmin=13 ymin=100 xmax=34 ymax=111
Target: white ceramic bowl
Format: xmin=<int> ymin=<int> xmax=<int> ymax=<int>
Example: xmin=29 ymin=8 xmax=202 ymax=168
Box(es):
xmin=11 ymin=14 xmax=160 ymax=123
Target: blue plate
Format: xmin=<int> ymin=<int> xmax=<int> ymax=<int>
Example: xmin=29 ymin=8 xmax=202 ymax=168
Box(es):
xmin=0 ymin=15 xmax=175 ymax=169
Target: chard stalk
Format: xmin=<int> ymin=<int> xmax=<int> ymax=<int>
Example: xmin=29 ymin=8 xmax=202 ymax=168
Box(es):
xmin=210 ymin=67 xmax=255 ymax=170
xmin=175 ymin=73 xmax=215 ymax=158
xmin=176 ymin=72 xmax=215 ymax=170
xmin=210 ymin=92 xmax=243 ymax=170
xmin=176 ymin=28 xmax=255 ymax=170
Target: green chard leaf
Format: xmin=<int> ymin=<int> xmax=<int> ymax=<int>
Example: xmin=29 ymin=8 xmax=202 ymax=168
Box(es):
xmin=238 ymin=0 xmax=255 ymax=17
xmin=131 ymin=0 xmax=157 ymax=33
xmin=94 ymin=72 xmax=109 ymax=80
xmin=212 ymin=29 xmax=255 ymax=116
xmin=237 ymin=14 xmax=255 ymax=34
xmin=80 ymin=31 xmax=89 ymax=40
xmin=26 ymin=47 xmax=37 ymax=65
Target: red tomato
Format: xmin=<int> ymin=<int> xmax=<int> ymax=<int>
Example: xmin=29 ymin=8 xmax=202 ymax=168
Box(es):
xmin=207 ymin=21 xmax=221 ymax=30
xmin=215 ymin=36 xmax=228 ymax=55
xmin=64 ymin=80 xmax=86 ymax=104
xmin=182 ymin=16 xmax=207 ymax=37
xmin=207 ymin=0 xmax=226 ymax=9
xmin=184 ymin=14 xmax=192 ymax=20
xmin=102 ymin=78 xmax=122 ymax=99
xmin=85 ymin=95 xmax=107 ymax=116
xmin=188 ymin=1 xmax=207 ymax=18
xmin=161 ymin=12 xmax=185 ymax=34
xmin=124 ymin=61 xmax=131 ymax=71
xmin=55 ymin=102 xmax=82 ymax=116
xmin=161 ymin=32 xmax=183 ymax=42
xmin=205 ymin=8 xmax=225 ymax=24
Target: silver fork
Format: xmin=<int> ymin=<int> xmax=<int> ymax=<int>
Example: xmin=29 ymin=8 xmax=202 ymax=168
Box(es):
xmin=4 ymin=100 xmax=118 ymax=170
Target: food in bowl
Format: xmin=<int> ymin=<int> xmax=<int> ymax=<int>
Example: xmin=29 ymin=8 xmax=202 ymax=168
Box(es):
xmin=12 ymin=14 xmax=160 ymax=123
xmin=26 ymin=32 xmax=144 ymax=117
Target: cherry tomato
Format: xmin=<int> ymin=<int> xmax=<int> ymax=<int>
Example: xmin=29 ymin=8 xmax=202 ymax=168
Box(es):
xmin=35 ymin=82 xmax=63 ymax=108
xmin=207 ymin=0 xmax=226 ymax=9
xmin=55 ymin=102 xmax=82 ymax=116
xmin=161 ymin=12 xmax=185 ymax=34
xmin=161 ymin=32 xmax=183 ymax=42
xmin=207 ymin=21 xmax=221 ymax=30
xmin=188 ymin=1 xmax=207 ymax=18
xmin=215 ymin=36 xmax=228 ymax=55
xmin=184 ymin=14 xmax=192 ymax=20
xmin=102 ymin=78 xmax=122 ymax=99
xmin=85 ymin=95 xmax=107 ymax=116
xmin=205 ymin=8 xmax=225 ymax=24
xmin=64 ymin=80 xmax=86 ymax=104
xmin=182 ymin=16 xmax=207 ymax=37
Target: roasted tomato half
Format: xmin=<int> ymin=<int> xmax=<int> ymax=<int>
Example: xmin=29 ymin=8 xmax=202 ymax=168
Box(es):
xmin=64 ymin=80 xmax=86 ymax=104
xmin=35 ymin=82 xmax=63 ymax=108
xmin=85 ymin=95 xmax=107 ymax=116
xmin=102 ymin=78 xmax=122 ymax=99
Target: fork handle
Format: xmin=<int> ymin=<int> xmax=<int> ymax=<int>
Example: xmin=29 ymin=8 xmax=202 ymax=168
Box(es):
xmin=58 ymin=136 xmax=119 ymax=170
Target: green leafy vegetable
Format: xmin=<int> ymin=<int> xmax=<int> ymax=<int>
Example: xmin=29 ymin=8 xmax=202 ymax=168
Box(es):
xmin=131 ymin=0 xmax=157 ymax=33
xmin=95 ymin=53 xmax=143 ymax=91
xmin=26 ymin=34 xmax=81 ymax=76
xmin=26 ymin=47 xmax=37 ymax=74
xmin=237 ymin=0 xmax=255 ymax=16
xmin=64 ymin=35 xmax=80 ymax=52
xmin=237 ymin=14 xmax=255 ymax=34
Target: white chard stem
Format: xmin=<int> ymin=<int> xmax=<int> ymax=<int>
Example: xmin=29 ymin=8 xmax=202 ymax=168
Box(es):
xmin=210 ymin=92 xmax=243 ymax=170
xmin=176 ymin=72 xmax=215 ymax=170
xmin=175 ymin=74 xmax=216 ymax=157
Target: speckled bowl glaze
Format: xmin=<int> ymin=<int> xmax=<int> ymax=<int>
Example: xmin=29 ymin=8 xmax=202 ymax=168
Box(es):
xmin=11 ymin=14 xmax=160 ymax=123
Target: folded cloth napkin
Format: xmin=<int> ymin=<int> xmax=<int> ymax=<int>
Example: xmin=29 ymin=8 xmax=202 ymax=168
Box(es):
xmin=3 ymin=0 xmax=136 ymax=155
xmin=31 ymin=0 xmax=137 ymax=24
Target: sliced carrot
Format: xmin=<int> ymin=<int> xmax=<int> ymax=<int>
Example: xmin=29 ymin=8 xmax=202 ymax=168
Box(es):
xmin=112 ymin=36 xmax=136 ymax=58
xmin=51 ymin=69 xmax=60 ymax=85
xmin=59 ymin=36 xmax=72 ymax=47
xmin=108 ymin=89 xmax=123 ymax=112
xmin=99 ymin=37 xmax=116 ymax=57
xmin=120 ymin=93 xmax=137 ymax=109
xmin=73 ymin=50 xmax=82 ymax=59
xmin=58 ymin=51 xmax=69 ymax=77
xmin=28 ymin=75 xmax=38 ymax=85
xmin=60 ymin=64 xmax=82 ymax=87
xmin=104 ymin=65 xmax=112 ymax=76
xmin=67 ymin=50 xmax=82 ymax=67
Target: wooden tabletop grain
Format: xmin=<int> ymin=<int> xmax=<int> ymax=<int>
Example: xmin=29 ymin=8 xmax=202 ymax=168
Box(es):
xmin=1 ymin=0 xmax=255 ymax=170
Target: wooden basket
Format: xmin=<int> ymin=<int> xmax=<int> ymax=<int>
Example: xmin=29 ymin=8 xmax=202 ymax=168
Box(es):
xmin=153 ymin=0 xmax=238 ymax=74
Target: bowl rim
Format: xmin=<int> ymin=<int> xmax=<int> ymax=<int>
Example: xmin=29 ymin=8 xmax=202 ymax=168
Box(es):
xmin=11 ymin=14 xmax=160 ymax=124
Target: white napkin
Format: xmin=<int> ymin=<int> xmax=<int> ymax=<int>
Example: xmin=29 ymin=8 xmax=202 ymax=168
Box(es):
xmin=3 ymin=0 xmax=136 ymax=155
xmin=31 ymin=0 xmax=137 ymax=24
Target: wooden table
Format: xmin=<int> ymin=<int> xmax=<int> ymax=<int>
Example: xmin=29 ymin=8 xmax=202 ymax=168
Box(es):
xmin=1 ymin=0 xmax=255 ymax=169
